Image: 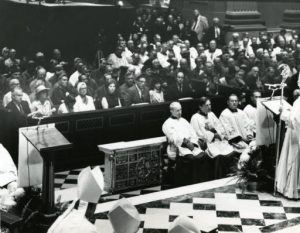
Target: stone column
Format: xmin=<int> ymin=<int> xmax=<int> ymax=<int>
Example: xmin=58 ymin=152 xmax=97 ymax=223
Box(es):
xmin=281 ymin=3 xmax=300 ymax=30
xmin=224 ymin=1 xmax=266 ymax=32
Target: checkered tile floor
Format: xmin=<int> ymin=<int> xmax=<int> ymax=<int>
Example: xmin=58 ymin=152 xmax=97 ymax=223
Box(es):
xmin=55 ymin=169 xmax=300 ymax=232
xmin=54 ymin=166 xmax=167 ymax=202
xmin=93 ymin=184 xmax=300 ymax=233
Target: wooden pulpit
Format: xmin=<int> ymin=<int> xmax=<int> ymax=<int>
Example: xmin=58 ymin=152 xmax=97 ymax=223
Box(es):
xmin=22 ymin=126 xmax=72 ymax=213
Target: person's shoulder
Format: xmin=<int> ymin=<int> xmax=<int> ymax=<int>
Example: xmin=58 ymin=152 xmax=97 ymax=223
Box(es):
xmin=162 ymin=117 xmax=170 ymax=127
xmin=128 ymin=85 xmax=137 ymax=92
xmin=3 ymin=91 xmax=11 ymax=98
xmin=237 ymin=108 xmax=247 ymax=115
xmin=179 ymin=117 xmax=190 ymax=125
xmin=5 ymin=101 xmax=14 ymax=108
xmin=243 ymin=104 xmax=252 ymax=111
xmin=21 ymin=100 xmax=30 ymax=106
xmin=220 ymin=108 xmax=230 ymax=116
xmin=167 ymin=82 xmax=177 ymax=89
xmin=87 ymin=95 xmax=93 ymax=100
xmin=208 ymin=111 xmax=218 ymax=118
xmin=190 ymin=113 xmax=200 ymax=121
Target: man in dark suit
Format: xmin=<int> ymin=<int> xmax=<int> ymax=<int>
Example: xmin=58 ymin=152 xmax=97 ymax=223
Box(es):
xmin=124 ymin=75 xmax=150 ymax=106
xmin=286 ymin=67 xmax=300 ymax=104
xmin=165 ymin=72 xmax=193 ymax=101
xmin=204 ymin=17 xmax=226 ymax=48
xmin=6 ymin=87 xmax=31 ymax=116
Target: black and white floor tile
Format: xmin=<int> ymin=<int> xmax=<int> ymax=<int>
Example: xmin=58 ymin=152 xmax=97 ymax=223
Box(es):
xmin=54 ymin=170 xmax=300 ymax=232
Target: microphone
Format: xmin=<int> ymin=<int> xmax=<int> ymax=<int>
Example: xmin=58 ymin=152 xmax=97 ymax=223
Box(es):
xmin=265 ymin=83 xmax=281 ymax=87
xmin=265 ymin=83 xmax=286 ymax=90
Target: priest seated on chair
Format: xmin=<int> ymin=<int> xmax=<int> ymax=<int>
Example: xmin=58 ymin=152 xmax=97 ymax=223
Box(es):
xmin=162 ymin=101 xmax=214 ymax=186
xmin=219 ymin=94 xmax=254 ymax=147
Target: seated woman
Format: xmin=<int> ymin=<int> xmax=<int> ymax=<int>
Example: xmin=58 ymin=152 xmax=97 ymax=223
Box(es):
xmin=101 ymin=79 xmax=122 ymax=109
xmin=57 ymin=94 xmax=76 ymax=114
xmin=74 ymin=82 xmax=95 ymax=112
xmin=190 ymin=97 xmax=238 ymax=178
xmin=149 ymin=78 xmax=165 ymax=104
xmin=31 ymin=85 xmax=55 ymax=117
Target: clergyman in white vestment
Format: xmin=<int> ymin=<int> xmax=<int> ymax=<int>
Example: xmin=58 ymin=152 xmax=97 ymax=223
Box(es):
xmin=276 ymin=78 xmax=300 ymax=199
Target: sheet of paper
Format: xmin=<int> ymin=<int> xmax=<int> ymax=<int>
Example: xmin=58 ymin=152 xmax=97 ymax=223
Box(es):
xmin=262 ymin=98 xmax=292 ymax=116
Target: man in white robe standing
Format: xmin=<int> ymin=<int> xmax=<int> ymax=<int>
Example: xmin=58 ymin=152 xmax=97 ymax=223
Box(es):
xmin=219 ymin=94 xmax=253 ymax=143
xmin=162 ymin=102 xmax=213 ymax=185
xmin=276 ymin=76 xmax=300 ymax=199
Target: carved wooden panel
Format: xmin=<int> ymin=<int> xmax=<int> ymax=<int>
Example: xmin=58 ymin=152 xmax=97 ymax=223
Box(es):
xmin=76 ymin=117 xmax=104 ymax=131
xmin=109 ymin=113 xmax=136 ymax=127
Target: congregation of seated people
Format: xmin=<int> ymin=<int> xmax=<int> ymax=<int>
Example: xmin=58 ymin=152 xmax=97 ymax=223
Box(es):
xmin=1 ymin=7 xmax=300 ymax=120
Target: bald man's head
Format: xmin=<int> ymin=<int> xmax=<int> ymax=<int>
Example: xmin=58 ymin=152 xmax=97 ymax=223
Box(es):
xmin=170 ymin=102 xmax=182 ymax=119
xmin=293 ymin=89 xmax=300 ymax=101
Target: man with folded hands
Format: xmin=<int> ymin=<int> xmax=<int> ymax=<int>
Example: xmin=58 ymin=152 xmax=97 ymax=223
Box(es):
xmin=219 ymin=94 xmax=254 ymax=151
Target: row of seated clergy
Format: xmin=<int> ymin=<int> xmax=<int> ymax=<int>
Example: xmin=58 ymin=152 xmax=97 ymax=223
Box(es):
xmin=162 ymin=101 xmax=239 ymax=186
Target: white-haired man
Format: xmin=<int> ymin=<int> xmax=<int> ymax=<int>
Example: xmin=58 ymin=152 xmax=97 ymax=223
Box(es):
xmin=2 ymin=78 xmax=31 ymax=108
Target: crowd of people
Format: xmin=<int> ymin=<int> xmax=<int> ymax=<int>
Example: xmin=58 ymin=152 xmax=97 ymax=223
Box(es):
xmin=0 ymin=7 xmax=300 ymax=120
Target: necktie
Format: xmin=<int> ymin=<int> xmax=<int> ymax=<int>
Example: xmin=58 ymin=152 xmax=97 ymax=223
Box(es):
xmin=18 ymin=103 xmax=24 ymax=114
xmin=179 ymin=85 xmax=183 ymax=93
xmin=192 ymin=16 xmax=198 ymax=31
xmin=215 ymin=27 xmax=219 ymax=39
xmin=140 ymin=90 xmax=144 ymax=101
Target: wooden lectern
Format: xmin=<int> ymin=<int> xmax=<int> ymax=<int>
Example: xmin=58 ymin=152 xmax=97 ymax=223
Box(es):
xmin=22 ymin=126 xmax=72 ymax=213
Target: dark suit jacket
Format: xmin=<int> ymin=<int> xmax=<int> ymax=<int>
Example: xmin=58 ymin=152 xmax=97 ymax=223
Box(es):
xmin=204 ymin=25 xmax=226 ymax=47
xmin=6 ymin=100 xmax=31 ymax=115
xmin=286 ymin=72 xmax=299 ymax=103
xmin=165 ymin=82 xmax=193 ymax=101
xmin=124 ymin=85 xmax=150 ymax=106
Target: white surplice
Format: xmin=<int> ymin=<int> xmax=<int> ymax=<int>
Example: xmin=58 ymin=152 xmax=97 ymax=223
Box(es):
xmin=243 ymin=104 xmax=257 ymax=134
xmin=190 ymin=112 xmax=234 ymax=158
xmin=190 ymin=112 xmax=226 ymax=142
xmin=162 ymin=117 xmax=202 ymax=159
xmin=219 ymin=108 xmax=252 ymax=140
xmin=276 ymin=97 xmax=300 ymax=199
xmin=0 ymin=144 xmax=17 ymax=187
